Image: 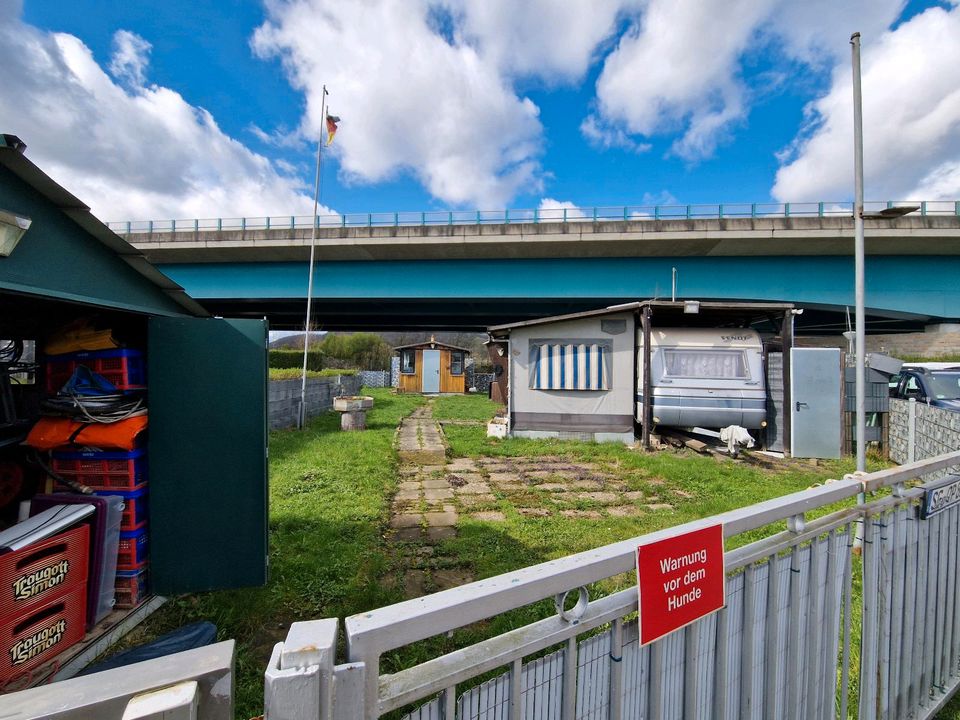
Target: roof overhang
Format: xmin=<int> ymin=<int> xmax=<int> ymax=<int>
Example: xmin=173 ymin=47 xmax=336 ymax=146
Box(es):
xmin=0 ymin=143 xmax=207 ymax=317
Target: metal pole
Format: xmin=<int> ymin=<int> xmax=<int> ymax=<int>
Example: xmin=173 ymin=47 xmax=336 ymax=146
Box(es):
xmin=300 ymin=85 xmax=327 ymax=429
xmin=851 ymin=33 xmax=866 ymax=473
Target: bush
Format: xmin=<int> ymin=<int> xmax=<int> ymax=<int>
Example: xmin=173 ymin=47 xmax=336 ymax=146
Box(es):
xmin=270 ymin=349 xmax=323 ymax=371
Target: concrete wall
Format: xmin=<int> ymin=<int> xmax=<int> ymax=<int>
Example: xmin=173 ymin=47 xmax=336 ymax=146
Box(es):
xmin=269 ymin=375 xmax=362 ymax=430
xmin=889 ymin=398 xmax=960 ymax=480
xmin=799 ymin=331 xmax=960 ymax=359
xmin=359 ymin=370 xmax=391 ymax=388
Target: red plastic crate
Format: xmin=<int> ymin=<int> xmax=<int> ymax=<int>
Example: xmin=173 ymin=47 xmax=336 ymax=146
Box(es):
xmin=0 ymin=582 xmax=86 ymax=687
xmin=93 ymin=489 xmax=147 ymax=532
xmin=0 ymin=525 xmax=90 ymax=625
xmin=51 ymin=449 xmax=147 ymax=492
xmin=116 ymin=530 xmax=148 ymax=571
xmin=114 ymin=569 xmax=148 ymax=609
xmin=45 ymin=349 xmax=146 ymax=394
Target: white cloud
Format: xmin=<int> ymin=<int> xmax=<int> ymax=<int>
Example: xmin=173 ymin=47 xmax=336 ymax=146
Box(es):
xmin=0 ymin=11 xmax=320 ymax=221
xmin=537 ymin=197 xmax=591 ymax=221
xmin=450 ymin=0 xmax=634 ymax=84
xmin=108 ymin=29 xmax=151 ymax=88
xmin=586 ymin=0 xmax=905 ymax=162
xmin=253 ymin=0 xmax=547 ymax=209
xmin=773 ymin=5 xmax=960 ymax=201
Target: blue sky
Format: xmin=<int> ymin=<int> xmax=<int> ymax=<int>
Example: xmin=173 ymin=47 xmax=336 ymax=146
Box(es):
xmin=4 ymin=0 xmax=959 ymax=221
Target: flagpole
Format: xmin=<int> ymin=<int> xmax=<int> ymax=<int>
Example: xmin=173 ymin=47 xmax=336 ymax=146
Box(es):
xmin=300 ymin=84 xmax=327 ymax=429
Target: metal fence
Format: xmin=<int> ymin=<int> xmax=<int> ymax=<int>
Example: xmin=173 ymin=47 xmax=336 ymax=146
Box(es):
xmin=107 ymin=200 xmax=960 ymax=235
xmin=265 ymin=450 xmax=960 ymax=720
xmin=1 ymin=640 xmax=235 ymax=719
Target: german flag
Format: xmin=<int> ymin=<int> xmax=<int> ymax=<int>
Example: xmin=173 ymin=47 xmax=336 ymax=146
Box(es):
xmin=326 ymin=114 xmax=340 ymax=146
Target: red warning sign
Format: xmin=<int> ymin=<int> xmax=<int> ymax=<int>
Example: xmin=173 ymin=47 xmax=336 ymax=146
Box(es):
xmin=636 ymin=524 xmax=725 ymax=646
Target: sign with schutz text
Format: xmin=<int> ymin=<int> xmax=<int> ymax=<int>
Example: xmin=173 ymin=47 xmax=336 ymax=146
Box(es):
xmin=637 ymin=524 xmax=725 ymax=646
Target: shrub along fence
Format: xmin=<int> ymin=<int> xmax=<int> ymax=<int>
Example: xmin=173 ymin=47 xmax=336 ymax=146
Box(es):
xmin=269 ymin=374 xmax=361 ymax=429
xmin=270 ymin=349 xmax=324 ymax=371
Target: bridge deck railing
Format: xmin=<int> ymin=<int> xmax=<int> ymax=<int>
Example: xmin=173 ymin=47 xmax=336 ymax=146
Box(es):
xmin=108 ymin=200 xmax=960 ymax=236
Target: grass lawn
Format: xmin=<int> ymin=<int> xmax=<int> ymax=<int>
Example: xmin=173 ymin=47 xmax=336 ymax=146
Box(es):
xmin=123 ymin=388 xmax=425 ymax=718
xmin=431 ymin=392 xmax=502 ymax=421
xmin=117 ymin=392 xmax=916 ymax=718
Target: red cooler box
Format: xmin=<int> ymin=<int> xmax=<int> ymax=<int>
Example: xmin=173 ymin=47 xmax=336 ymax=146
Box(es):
xmin=0 ymin=583 xmax=87 ymax=685
xmin=0 ymin=524 xmax=90 ymax=624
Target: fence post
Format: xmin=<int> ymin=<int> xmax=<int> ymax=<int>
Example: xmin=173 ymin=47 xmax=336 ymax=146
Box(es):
xmin=264 ymin=619 xmax=339 ymax=720
xmin=908 ymin=397 xmax=917 ymax=463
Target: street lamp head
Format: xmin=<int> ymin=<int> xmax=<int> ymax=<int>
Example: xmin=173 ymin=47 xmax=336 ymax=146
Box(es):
xmin=0 ymin=209 xmax=31 ymax=257
xmin=862 ymin=205 xmax=921 ymax=219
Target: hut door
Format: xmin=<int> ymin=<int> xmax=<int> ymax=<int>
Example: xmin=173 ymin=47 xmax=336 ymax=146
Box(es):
xmin=147 ymin=317 xmax=268 ymax=593
xmin=423 ymin=350 xmax=441 ymax=393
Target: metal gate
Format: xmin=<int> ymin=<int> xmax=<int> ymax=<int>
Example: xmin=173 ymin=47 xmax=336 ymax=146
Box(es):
xmin=265 ymin=451 xmax=960 ymax=720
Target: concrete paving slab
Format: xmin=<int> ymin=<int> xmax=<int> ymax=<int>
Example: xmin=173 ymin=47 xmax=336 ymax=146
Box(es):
xmin=518 ymin=508 xmax=552 ymax=517
xmin=395 ymin=489 xmax=421 ymax=502
xmin=646 ymin=503 xmax=674 ymax=511
xmin=394 ymin=527 xmax=425 ymax=542
xmin=424 ymin=510 xmax=458 ymax=527
xmin=404 ymin=570 xmax=428 ymax=598
xmin=398 ymin=481 xmax=422 ymax=492
xmin=623 ymin=491 xmax=646 ymax=501
xmin=577 ymin=492 xmax=620 ymax=503
xmin=447 ymin=458 xmax=478 ymax=472
xmin=426 ymin=526 xmax=457 ymax=541
xmin=607 ymin=505 xmax=641 ymax=517
xmin=457 ymin=483 xmax=492 ymax=495
xmin=432 ymin=569 xmax=474 ymax=590
xmin=390 ymin=513 xmax=423 ymax=529
xmin=488 ymin=472 xmax=523 ymax=485
xmin=560 ymin=509 xmax=603 ymax=519
xmin=458 ymin=494 xmax=497 ymax=506
xmin=470 ymin=511 xmax=506 ymax=522
xmin=424 ymin=488 xmax=454 ymax=502
xmin=422 ymin=478 xmax=451 ymax=489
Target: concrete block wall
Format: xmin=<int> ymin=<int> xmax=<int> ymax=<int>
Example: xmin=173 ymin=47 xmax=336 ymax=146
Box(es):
xmin=799 ymin=331 xmax=960 ymax=358
xmin=359 ymin=370 xmax=391 ymax=388
xmin=890 ymin=398 xmax=960 ymax=480
xmin=268 ymin=375 xmax=362 ymax=430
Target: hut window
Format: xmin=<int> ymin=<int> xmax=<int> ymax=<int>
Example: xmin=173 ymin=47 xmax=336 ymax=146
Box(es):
xmin=529 ymin=340 xmax=611 ymax=391
xmin=662 ymin=349 xmax=749 ymax=380
xmin=450 ymin=351 xmax=464 ymax=375
xmin=400 ymin=349 xmax=416 ymax=374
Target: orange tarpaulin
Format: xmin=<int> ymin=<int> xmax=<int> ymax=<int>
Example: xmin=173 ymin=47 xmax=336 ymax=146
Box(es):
xmin=24 ymin=416 xmax=147 ymax=451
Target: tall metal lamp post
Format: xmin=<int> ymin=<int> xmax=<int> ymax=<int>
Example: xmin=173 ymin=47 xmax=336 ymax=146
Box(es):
xmin=851 ymin=32 xmax=866 ymax=473
xmin=850 ymin=34 xmax=918 ymax=476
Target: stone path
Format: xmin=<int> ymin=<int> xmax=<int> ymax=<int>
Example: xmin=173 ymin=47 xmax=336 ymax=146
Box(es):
xmin=390 ymin=402 xmax=473 ymax=597
xmin=388 ymin=408 xmax=678 ymax=598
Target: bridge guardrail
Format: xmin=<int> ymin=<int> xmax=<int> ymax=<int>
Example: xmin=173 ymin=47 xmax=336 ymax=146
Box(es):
xmin=108 ymin=200 xmax=960 ymax=236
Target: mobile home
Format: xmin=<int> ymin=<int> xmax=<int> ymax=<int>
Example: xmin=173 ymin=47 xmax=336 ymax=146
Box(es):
xmin=638 ymin=327 xmax=767 ymax=430
xmin=489 ymin=301 xmax=795 ymax=446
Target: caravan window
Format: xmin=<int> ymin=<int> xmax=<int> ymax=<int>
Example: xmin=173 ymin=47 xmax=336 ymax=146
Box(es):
xmin=529 ymin=340 xmax=611 ymax=390
xmin=662 ymin=349 xmax=749 ymax=380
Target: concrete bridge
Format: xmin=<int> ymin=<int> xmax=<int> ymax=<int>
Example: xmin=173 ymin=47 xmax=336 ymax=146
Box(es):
xmin=114 ymin=204 xmax=960 ymax=330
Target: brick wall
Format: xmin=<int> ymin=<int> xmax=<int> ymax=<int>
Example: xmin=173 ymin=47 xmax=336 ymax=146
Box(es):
xmin=268 ymin=375 xmax=362 ymax=430
xmin=889 ymin=398 xmax=960 ymax=480
xmin=799 ymin=331 xmax=960 ymax=358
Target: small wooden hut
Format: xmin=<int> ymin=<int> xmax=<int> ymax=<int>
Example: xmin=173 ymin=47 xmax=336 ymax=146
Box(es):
xmin=395 ymin=337 xmax=470 ymax=394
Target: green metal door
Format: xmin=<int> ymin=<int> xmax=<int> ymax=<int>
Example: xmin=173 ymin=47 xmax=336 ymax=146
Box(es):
xmin=148 ymin=317 xmax=268 ymax=594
